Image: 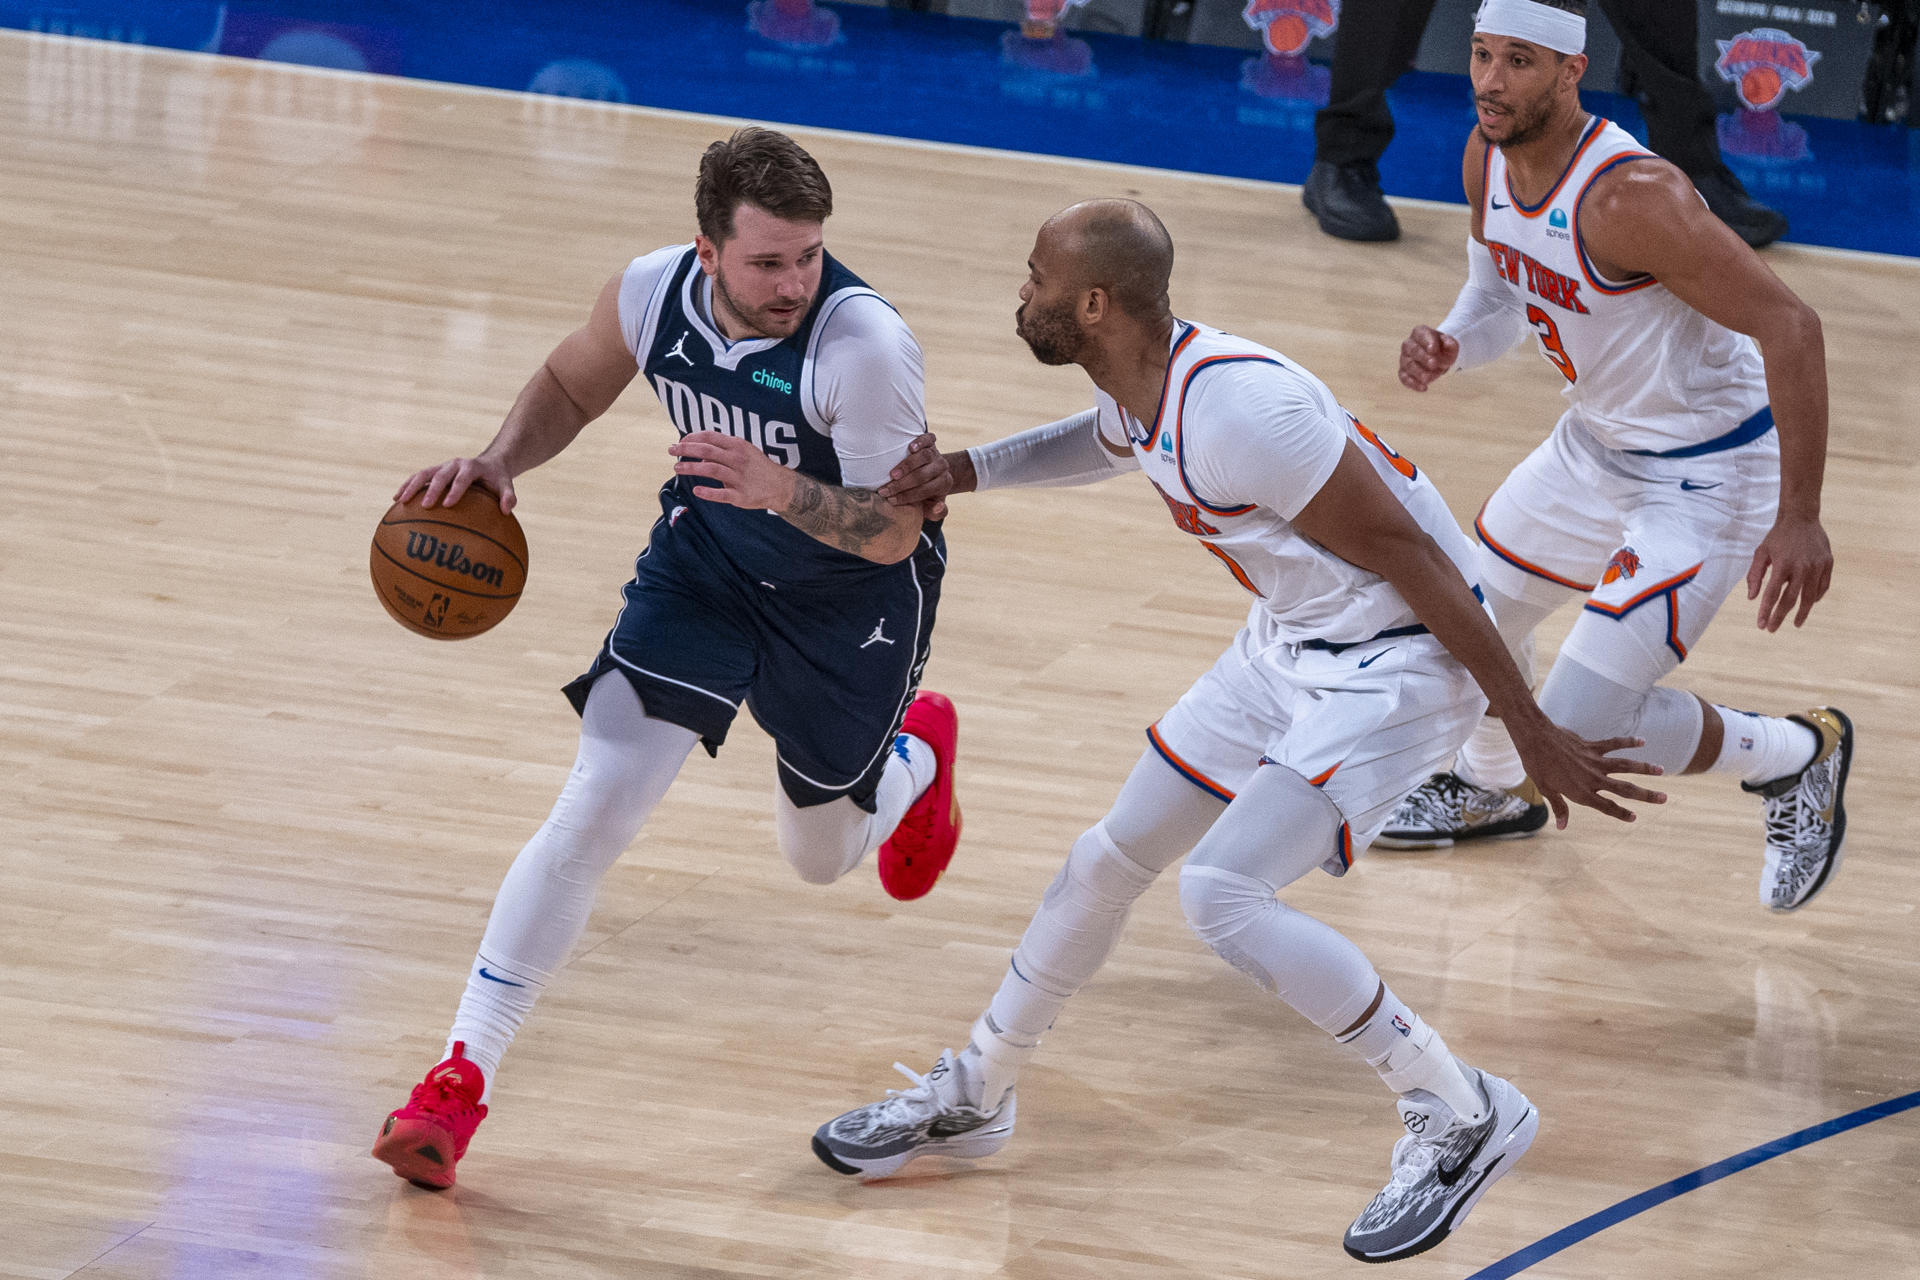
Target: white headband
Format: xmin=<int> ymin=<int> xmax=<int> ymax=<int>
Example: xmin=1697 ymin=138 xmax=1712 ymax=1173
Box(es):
xmin=1474 ymin=0 xmax=1586 ymax=56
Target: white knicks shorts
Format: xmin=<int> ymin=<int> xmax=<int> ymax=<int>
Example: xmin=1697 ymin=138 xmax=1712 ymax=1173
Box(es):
xmin=1473 ymin=411 xmax=1780 ymax=690
xmin=1148 ymin=607 xmax=1487 ymax=864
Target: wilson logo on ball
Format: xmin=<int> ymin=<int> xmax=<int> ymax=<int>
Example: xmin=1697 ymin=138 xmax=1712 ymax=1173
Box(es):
xmin=370 ymin=484 xmax=529 ymax=640
xmin=404 ymin=531 xmax=507 ymax=589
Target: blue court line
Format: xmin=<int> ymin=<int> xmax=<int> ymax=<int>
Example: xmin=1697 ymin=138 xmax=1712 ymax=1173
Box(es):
xmin=1466 ymin=1088 xmax=1920 ymax=1279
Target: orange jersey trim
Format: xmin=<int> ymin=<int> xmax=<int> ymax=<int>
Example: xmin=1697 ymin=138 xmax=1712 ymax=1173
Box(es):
xmin=1572 ymin=152 xmax=1662 ymax=295
xmin=1507 ymin=116 xmax=1607 ymax=218
xmin=1475 ymin=510 xmax=1597 ymax=592
xmin=1200 ymin=540 xmax=1262 ymax=596
xmin=1146 ymin=724 xmax=1236 ymax=803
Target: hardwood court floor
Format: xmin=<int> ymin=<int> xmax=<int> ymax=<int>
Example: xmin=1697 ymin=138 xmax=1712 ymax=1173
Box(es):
xmin=3 ymin=28 xmax=1915 ymax=1280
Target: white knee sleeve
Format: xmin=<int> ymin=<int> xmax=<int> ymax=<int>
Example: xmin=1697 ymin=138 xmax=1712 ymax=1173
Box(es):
xmin=1538 ymin=658 xmax=1703 ymax=775
xmin=986 ymin=821 xmax=1160 ymax=1045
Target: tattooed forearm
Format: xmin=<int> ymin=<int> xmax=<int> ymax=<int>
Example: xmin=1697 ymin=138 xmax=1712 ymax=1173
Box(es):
xmin=781 ymin=475 xmax=907 ymax=559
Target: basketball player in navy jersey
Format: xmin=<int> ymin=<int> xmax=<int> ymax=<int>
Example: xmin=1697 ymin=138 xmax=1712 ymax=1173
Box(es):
xmin=1377 ymin=0 xmax=1851 ymax=915
xmin=372 ymin=127 xmax=961 ymax=1190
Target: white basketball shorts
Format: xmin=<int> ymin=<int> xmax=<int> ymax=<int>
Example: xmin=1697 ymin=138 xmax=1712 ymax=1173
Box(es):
xmin=1473 ymin=410 xmax=1780 ymax=690
xmin=1149 ymin=604 xmax=1487 ymax=865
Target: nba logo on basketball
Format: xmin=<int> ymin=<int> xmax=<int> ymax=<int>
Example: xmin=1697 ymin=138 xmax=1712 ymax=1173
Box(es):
xmin=1242 ymin=0 xmax=1339 ymax=57
xmin=1714 ymin=28 xmax=1820 ymax=112
xmin=1601 ymin=546 xmax=1641 ymax=585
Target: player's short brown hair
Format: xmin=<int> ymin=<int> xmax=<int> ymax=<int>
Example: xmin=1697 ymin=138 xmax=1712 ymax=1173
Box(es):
xmin=1533 ymin=0 xmax=1586 ymax=15
xmin=694 ymin=127 xmax=834 ymax=244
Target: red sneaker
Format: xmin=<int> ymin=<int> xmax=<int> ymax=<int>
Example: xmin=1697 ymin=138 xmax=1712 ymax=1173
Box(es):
xmin=878 ymin=692 xmax=962 ymax=901
xmin=372 ymin=1042 xmax=488 ymax=1189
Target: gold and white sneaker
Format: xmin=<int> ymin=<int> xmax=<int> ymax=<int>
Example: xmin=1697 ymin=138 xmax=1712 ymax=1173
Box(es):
xmin=1373 ymin=774 xmax=1548 ymax=850
xmin=1744 ymin=707 xmax=1854 ymax=912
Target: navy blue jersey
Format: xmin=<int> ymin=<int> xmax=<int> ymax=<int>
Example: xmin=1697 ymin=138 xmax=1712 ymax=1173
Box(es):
xmin=637 ymin=246 xmax=915 ymax=587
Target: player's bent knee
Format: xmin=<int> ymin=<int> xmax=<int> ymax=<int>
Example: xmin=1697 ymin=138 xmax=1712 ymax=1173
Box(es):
xmin=1177 ymin=865 xmax=1284 ymax=993
xmin=1047 ymin=822 xmax=1160 ymax=911
xmin=1538 ymin=659 xmax=1648 ymax=742
xmin=774 ymin=796 xmax=872 ymax=885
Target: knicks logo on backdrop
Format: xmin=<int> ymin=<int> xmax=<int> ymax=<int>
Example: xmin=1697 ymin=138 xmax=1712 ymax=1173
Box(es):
xmin=1715 ymin=28 xmax=1820 ymax=112
xmin=1242 ymin=0 xmax=1338 ymax=56
xmin=1601 ymin=546 xmax=1641 ymax=585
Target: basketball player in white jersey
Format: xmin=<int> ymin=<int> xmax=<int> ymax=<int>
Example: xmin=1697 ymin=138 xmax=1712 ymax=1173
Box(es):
xmin=371 ymin=129 xmax=963 ymax=1190
xmin=813 ymin=200 xmax=1663 ymax=1263
xmin=1379 ymin=0 xmax=1852 ymax=915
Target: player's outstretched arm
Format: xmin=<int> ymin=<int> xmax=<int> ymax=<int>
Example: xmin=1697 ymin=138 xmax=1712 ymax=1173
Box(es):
xmin=1293 ymin=444 xmax=1667 ymax=828
xmin=396 ymin=272 xmax=639 ymax=513
xmin=877 ymin=411 xmax=1136 ymax=517
xmin=1579 ymin=163 xmax=1832 ymax=632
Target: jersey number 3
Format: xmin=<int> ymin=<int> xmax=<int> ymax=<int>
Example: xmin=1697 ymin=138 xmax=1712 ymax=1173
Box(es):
xmin=1527 ymin=305 xmax=1578 ymax=384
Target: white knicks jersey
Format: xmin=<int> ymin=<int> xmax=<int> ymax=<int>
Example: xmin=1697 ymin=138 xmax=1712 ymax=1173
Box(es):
xmin=1482 ymin=117 xmax=1769 ymax=454
xmin=1098 ymin=322 xmax=1481 ymax=646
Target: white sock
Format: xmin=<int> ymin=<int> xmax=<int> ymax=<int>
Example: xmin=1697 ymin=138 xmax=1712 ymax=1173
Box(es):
xmin=1707 ymin=706 xmax=1818 ymax=786
xmin=959 ymin=1012 xmax=1036 ymax=1110
xmin=446 ymin=954 xmax=546 ymax=1103
xmin=1337 ymin=985 xmax=1488 ymax=1124
xmin=1455 ymin=717 xmax=1525 ymax=792
xmin=893 ymin=732 xmax=938 ymax=798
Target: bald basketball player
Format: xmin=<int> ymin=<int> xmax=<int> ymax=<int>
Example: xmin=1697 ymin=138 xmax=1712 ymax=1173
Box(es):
xmin=813 ymin=198 xmax=1662 ymax=1263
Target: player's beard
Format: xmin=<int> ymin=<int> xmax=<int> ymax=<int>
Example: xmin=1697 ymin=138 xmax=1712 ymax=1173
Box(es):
xmin=1016 ymin=295 xmax=1086 ymax=366
xmin=713 ymin=267 xmax=807 ymax=339
xmin=1477 ymin=85 xmax=1557 ymax=150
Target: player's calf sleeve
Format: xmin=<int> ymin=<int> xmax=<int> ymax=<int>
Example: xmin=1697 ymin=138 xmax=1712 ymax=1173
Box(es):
xmin=981 ymin=823 xmax=1159 ymax=1049
xmin=772 ymin=738 xmax=936 ymax=884
xmin=1538 ymin=660 xmax=1703 ymax=775
xmin=448 ymin=676 xmax=695 ymax=1097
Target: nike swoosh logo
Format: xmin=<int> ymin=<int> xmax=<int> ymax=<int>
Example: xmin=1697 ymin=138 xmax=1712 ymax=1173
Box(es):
xmin=1679 ymin=480 xmax=1722 ymax=492
xmin=1490 ymin=198 xmax=1509 ymax=210
xmin=1357 ymin=647 xmax=1395 ymax=669
xmin=478 ymin=966 xmax=526 ymax=987
xmin=1436 ymin=1122 xmax=1492 ymax=1186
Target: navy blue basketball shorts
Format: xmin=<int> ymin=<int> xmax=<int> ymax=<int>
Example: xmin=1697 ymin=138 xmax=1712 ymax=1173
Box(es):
xmin=564 ymin=507 xmax=944 ymax=811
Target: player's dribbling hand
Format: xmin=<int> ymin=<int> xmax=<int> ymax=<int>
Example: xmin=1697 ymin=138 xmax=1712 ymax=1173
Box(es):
xmin=1399 ymin=326 xmax=1460 ymax=392
xmin=879 ymin=433 xmax=966 ymax=520
xmin=1746 ymin=514 xmax=1833 ymax=632
xmin=1509 ymin=722 xmax=1667 ymax=829
xmin=669 ymin=431 xmax=796 ymax=509
xmin=397 ymin=457 xmax=517 ymax=513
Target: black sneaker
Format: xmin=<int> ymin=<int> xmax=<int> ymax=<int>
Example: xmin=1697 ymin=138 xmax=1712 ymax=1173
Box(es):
xmin=1302 ymin=160 xmax=1400 ymax=242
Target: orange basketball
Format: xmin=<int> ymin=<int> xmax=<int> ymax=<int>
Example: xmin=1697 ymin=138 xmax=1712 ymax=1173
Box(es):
xmin=370 ymin=484 xmax=528 ymax=639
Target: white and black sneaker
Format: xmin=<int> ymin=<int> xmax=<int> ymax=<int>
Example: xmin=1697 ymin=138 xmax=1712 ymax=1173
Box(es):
xmin=812 ymin=1049 xmax=1016 ymax=1180
xmin=1373 ymin=773 xmax=1549 ymax=850
xmin=1747 ymin=707 xmax=1853 ymax=912
xmin=1343 ymin=1068 xmax=1538 ymax=1264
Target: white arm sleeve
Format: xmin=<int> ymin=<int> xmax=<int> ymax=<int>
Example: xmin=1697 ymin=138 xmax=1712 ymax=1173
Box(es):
xmin=967 ymin=409 xmax=1138 ymax=491
xmin=810 ymin=294 xmax=928 ymax=490
xmin=1439 ymin=236 xmax=1528 ymax=372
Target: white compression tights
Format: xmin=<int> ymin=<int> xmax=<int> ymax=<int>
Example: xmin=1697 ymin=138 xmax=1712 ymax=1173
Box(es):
xmin=968 ymin=752 xmax=1483 ymax=1120
xmin=447 ymin=675 xmax=917 ymax=1096
xmin=1457 ymin=577 xmax=1809 ymax=786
